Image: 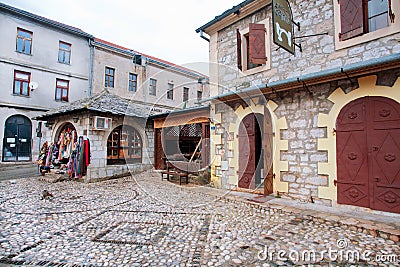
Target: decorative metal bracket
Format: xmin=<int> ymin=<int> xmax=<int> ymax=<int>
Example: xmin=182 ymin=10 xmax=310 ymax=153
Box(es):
xmin=293 ymin=32 xmax=329 ymax=53
xmin=297 ymin=78 xmax=313 ymax=96
xmin=270 ymin=86 xmax=283 ymax=101
xmin=341 ymin=68 xmax=354 ymax=87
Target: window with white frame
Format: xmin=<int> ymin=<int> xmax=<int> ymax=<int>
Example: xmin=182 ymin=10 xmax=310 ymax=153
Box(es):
xmin=197 ymin=90 xmax=202 ymax=102
xmin=335 ymin=0 xmax=398 ymax=48
xmin=58 ymin=41 xmax=71 ymax=64
xmin=129 ymin=73 xmax=137 ymax=92
xmin=105 ymin=67 xmax=115 ymax=88
xmin=149 ymin=78 xmax=157 ymax=96
xmin=236 ymin=19 xmax=271 ymax=74
xmin=167 ymin=83 xmax=173 ymax=100
xmin=183 ymin=87 xmax=189 ymax=102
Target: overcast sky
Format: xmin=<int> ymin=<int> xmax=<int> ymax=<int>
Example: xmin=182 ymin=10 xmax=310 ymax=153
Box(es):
xmin=3 ymin=0 xmax=243 ymax=75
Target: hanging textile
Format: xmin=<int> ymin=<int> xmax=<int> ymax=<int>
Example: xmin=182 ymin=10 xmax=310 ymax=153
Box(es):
xmin=66 ymin=136 xmax=91 ymax=179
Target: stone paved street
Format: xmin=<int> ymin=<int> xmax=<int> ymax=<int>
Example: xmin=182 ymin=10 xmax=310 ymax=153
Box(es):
xmin=0 ymin=170 xmax=399 ymax=266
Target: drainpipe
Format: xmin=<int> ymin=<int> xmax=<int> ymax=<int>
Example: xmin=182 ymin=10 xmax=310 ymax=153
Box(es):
xmin=88 ymin=38 xmax=94 ymax=97
xmin=199 ymin=30 xmax=210 ymax=42
xmin=144 ymin=56 xmax=148 ymax=105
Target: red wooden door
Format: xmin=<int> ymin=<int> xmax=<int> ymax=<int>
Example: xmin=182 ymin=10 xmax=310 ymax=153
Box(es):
xmin=337 ymin=97 xmax=400 ymax=213
xmin=368 ymin=97 xmax=400 ymax=213
xmin=238 ymin=114 xmax=256 ymax=189
xmin=263 ymin=107 xmax=274 ymax=195
xmin=154 ymin=128 xmax=165 ymax=170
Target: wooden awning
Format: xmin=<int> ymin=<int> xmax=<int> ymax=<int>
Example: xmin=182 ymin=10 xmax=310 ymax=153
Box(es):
xmin=154 ymin=108 xmax=210 ymax=128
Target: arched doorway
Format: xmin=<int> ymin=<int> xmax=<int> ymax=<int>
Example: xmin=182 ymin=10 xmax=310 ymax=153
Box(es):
xmin=336 ymin=96 xmax=400 ymax=213
xmin=55 ymin=123 xmax=77 ymax=163
xmin=238 ymin=111 xmax=273 ymax=195
xmin=107 ymin=125 xmax=142 ymax=165
xmin=3 ymin=115 xmax=32 ymax=161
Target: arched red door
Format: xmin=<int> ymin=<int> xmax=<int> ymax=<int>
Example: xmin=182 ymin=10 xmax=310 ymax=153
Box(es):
xmin=336 ymin=96 xmax=400 ymax=213
xmin=238 ymin=114 xmax=255 ymax=189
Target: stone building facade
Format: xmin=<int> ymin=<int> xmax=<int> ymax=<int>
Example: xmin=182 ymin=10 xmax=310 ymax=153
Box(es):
xmin=35 ymin=92 xmax=159 ymax=181
xmin=197 ymin=0 xmax=400 ymax=214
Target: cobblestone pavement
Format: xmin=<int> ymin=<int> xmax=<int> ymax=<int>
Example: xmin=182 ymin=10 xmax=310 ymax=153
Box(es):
xmin=0 ymin=170 xmax=399 ymax=266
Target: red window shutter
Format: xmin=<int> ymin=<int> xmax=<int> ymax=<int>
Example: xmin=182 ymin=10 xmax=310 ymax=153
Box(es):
xmin=249 ymin=23 xmax=266 ymax=65
xmin=236 ymin=29 xmax=242 ymax=71
xmin=339 ymin=0 xmax=364 ymax=41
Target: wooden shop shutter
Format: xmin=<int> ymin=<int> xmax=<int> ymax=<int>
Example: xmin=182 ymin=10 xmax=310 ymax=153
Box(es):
xmin=249 ymin=23 xmax=266 ymax=65
xmin=236 ymin=29 xmax=242 ymax=71
xmin=339 ymin=0 xmax=364 ymax=41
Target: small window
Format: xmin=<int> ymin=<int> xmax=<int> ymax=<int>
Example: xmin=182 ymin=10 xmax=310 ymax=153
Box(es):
xmin=237 ymin=22 xmax=268 ymax=72
xmin=167 ymin=83 xmax=174 ymax=100
xmin=183 ymin=87 xmax=189 ymax=102
xmin=197 ymin=90 xmax=203 ymax=102
xmin=105 ymin=67 xmax=115 ymax=88
xmin=16 ymin=28 xmax=33 ymax=55
xmin=339 ymin=0 xmax=390 ymax=41
xmin=55 ymin=79 xmax=69 ymax=102
xmin=149 ymin=78 xmax=157 ymax=96
xmin=13 ymin=70 xmax=30 ymax=96
xmin=129 ymin=73 xmax=137 ymax=92
xmin=245 ymin=34 xmax=263 ymax=70
xmin=107 ymin=125 xmax=142 ymax=165
xmin=58 ymin=41 xmax=71 ymax=64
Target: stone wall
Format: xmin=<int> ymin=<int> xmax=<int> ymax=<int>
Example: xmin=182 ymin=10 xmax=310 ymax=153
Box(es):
xmin=213 ymin=0 xmax=400 ymax=96
xmin=211 ymin=81 xmax=335 ymax=203
xmin=273 ymin=83 xmax=334 ymax=204
xmin=212 ymin=71 xmax=400 ymax=204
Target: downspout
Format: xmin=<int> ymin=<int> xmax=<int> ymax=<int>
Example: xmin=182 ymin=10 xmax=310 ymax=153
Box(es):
xmin=199 ymin=30 xmax=210 ymax=42
xmin=144 ymin=56 xmax=148 ymax=105
xmin=88 ymin=38 xmax=94 ymax=97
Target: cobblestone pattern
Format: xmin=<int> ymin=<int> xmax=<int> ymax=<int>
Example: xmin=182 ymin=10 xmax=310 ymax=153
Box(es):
xmin=0 ymin=171 xmax=399 ymax=266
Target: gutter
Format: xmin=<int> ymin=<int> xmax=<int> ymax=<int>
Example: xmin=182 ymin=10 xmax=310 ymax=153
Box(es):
xmin=92 ymin=40 xmax=206 ymax=79
xmin=195 ymin=0 xmax=255 ymax=33
xmin=148 ymin=105 xmax=210 ymax=120
xmin=0 ymin=3 xmax=93 ymax=38
xmin=200 ymin=53 xmax=400 ymax=103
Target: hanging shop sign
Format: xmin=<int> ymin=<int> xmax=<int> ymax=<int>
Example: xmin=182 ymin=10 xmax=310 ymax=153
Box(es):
xmin=272 ymin=0 xmax=295 ymax=54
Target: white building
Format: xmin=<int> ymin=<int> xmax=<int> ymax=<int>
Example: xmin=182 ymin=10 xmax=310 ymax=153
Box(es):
xmin=0 ymin=3 xmax=93 ymax=162
xmin=91 ymin=38 xmax=209 ymax=110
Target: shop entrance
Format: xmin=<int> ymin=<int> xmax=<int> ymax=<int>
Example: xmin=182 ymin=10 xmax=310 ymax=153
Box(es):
xmin=238 ymin=111 xmax=273 ymax=195
xmin=336 ymin=96 xmax=400 ymax=213
xmin=3 ymin=115 xmax=32 ymax=162
xmin=153 ymin=107 xmax=210 ymax=171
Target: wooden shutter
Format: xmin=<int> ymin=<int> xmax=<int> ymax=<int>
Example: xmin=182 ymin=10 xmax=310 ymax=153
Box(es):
xmin=249 ymin=23 xmax=266 ymax=65
xmin=339 ymin=0 xmax=364 ymax=41
xmin=236 ymin=29 xmax=242 ymax=71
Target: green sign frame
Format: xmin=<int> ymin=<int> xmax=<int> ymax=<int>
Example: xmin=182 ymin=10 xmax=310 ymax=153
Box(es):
xmin=272 ymin=0 xmax=295 ymax=55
